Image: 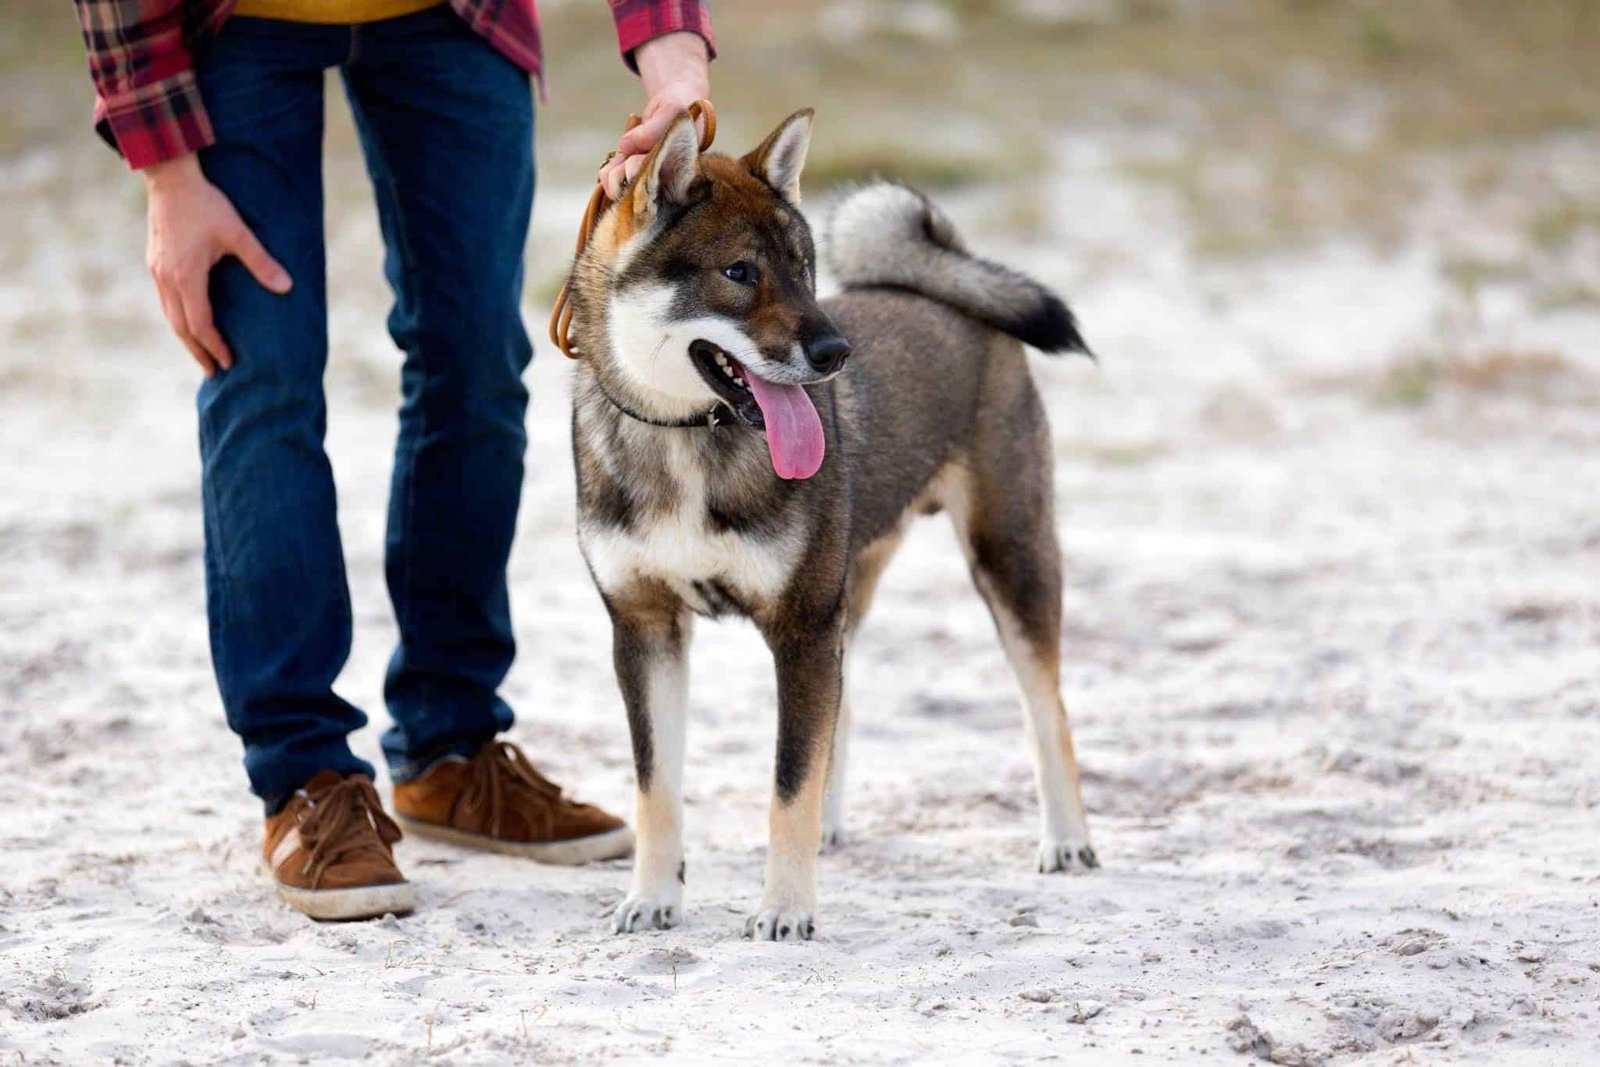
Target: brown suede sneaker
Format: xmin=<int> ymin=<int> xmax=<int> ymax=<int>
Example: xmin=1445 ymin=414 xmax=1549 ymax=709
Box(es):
xmin=393 ymin=741 xmax=634 ymax=865
xmin=264 ymin=771 xmax=415 ymax=921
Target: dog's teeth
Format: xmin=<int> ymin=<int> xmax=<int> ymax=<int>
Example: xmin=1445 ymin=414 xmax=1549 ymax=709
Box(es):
xmin=706 ymin=348 xmax=749 ymax=389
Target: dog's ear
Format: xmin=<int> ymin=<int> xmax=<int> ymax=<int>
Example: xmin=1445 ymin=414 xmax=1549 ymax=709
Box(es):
xmin=742 ymin=108 xmax=814 ymax=206
xmin=632 ymin=111 xmax=702 ymax=225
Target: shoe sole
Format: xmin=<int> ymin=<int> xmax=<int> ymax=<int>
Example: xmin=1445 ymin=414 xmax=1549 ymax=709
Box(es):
xmin=394 ymin=816 xmax=636 ymax=865
xmin=275 ymin=879 xmax=416 ymax=922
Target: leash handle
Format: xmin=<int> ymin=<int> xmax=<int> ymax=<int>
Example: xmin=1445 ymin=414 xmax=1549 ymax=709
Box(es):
xmin=549 ymin=100 xmax=717 ymax=360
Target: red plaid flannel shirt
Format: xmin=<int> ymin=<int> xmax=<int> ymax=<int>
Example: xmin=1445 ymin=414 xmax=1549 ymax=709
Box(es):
xmin=75 ymin=0 xmax=715 ymax=169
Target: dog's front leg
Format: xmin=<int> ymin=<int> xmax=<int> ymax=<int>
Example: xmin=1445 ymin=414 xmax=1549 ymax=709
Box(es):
xmin=607 ymin=589 xmax=692 ymax=933
xmin=747 ymin=620 xmax=843 ymax=941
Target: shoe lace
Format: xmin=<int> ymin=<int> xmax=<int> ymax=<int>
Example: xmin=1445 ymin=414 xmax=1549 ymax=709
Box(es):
xmin=461 ymin=741 xmax=564 ymax=838
xmin=298 ymin=776 xmax=402 ymax=888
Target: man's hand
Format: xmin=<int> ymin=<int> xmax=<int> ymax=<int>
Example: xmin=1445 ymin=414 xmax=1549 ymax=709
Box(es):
xmin=144 ymin=155 xmax=292 ymax=378
xmin=599 ymin=31 xmax=711 ymax=201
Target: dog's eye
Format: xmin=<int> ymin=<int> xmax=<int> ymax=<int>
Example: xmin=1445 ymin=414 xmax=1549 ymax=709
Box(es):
xmin=722 ymin=261 xmax=758 ymax=285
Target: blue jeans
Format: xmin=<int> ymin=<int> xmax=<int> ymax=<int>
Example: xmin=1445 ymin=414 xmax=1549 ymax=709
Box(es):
xmin=194 ymin=7 xmax=534 ymax=811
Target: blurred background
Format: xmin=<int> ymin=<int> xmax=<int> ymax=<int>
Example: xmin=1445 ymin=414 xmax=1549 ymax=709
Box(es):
xmin=3 ymin=1 xmax=1599 ymax=1062
xmin=10 ymin=1 xmax=1600 ymax=317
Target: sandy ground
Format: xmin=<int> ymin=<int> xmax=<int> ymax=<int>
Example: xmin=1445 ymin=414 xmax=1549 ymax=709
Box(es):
xmin=4 ymin=86 xmax=1600 ymax=1066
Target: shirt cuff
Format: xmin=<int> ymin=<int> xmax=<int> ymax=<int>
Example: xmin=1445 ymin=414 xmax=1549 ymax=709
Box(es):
xmin=96 ymin=69 xmax=216 ymax=171
xmin=612 ymin=0 xmax=717 ymax=73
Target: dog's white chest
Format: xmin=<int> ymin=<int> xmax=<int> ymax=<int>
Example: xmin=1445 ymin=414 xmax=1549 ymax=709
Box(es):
xmin=579 ymin=438 xmax=798 ymax=611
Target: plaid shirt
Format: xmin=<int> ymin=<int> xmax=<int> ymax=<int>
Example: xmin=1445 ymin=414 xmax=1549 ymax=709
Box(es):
xmin=75 ymin=0 xmax=715 ymax=169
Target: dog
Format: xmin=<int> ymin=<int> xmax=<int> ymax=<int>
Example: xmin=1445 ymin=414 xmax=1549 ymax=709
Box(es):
xmin=564 ymin=109 xmax=1096 ymax=941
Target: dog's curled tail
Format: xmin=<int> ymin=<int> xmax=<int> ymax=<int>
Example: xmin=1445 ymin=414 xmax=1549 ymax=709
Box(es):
xmin=825 ymin=182 xmax=1089 ymax=355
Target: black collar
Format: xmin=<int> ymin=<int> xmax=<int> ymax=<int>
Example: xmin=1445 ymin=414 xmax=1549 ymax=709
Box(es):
xmin=593 ymin=377 xmax=734 ymax=430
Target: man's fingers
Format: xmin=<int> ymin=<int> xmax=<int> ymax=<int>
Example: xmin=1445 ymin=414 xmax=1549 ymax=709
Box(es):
xmin=616 ymin=101 xmax=704 ymax=157
xmin=602 ymin=155 xmax=640 ymax=201
xmin=159 ymin=282 xmax=216 ymax=378
xmin=601 ymin=145 xmax=664 ymax=200
xmin=180 ymin=286 xmax=232 ymax=371
xmin=154 ymin=279 xmax=177 ymax=332
xmin=600 ymin=157 xmax=626 ymax=200
xmin=615 ymin=109 xmax=673 ymax=157
xmin=227 ymin=224 xmax=292 ymax=295
xmin=180 ymin=333 xmax=217 ymax=378
xmin=601 ymin=99 xmax=707 ymax=200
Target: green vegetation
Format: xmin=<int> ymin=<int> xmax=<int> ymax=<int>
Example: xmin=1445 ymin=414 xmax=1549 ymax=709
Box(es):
xmin=1528 ymin=200 xmax=1600 ymax=252
xmin=1358 ymin=9 xmax=1402 ymax=61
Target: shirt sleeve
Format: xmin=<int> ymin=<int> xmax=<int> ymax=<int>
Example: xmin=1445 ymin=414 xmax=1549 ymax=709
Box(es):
xmin=75 ymin=0 xmax=216 ymax=170
xmin=609 ymin=0 xmax=716 ymax=73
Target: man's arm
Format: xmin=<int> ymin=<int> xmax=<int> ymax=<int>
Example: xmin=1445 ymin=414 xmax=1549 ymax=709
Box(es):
xmin=75 ymin=0 xmax=290 ymax=377
xmin=140 ymin=156 xmax=293 ymax=377
xmin=599 ymin=1 xmax=716 ymax=200
xmin=74 ymin=0 xmax=217 ymax=169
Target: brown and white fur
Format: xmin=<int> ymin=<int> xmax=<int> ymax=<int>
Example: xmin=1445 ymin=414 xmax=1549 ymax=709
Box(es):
xmin=565 ymin=110 xmax=1096 ymax=941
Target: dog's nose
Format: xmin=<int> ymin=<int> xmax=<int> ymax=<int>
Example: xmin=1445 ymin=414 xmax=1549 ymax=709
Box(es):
xmin=803 ymin=332 xmax=851 ymax=374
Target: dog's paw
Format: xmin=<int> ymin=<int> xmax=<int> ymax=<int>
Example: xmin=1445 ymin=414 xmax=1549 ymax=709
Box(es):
xmin=819 ymin=824 xmax=846 ymax=853
xmin=612 ymin=891 xmax=683 ymax=934
xmin=744 ymin=908 xmax=815 ymax=942
xmin=1037 ymin=838 xmax=1100 ymax=873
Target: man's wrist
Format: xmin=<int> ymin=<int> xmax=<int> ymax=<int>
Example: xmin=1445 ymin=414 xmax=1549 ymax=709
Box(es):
xmin=635 ymin=31 xmax=711 ymax=97
xmin=143 ymin=153 xmax=205 ymax=191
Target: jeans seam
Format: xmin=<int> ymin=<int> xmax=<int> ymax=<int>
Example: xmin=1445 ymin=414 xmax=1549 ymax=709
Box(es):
xmin=198 ymin=409 xmax=234 ymax=684
xmin=359 ymin=119 xmax=435 ymax=745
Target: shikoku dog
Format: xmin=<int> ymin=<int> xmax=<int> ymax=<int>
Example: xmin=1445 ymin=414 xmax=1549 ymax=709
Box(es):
xmin=564 ymin=109 xmax=1096 ymax=941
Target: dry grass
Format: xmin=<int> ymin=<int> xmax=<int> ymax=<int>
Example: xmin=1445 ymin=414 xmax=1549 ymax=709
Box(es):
xmin=1096 ymin=1 xmax=1600 ymax=257
xmin=1297 ymin=344 xmax=1584 ymax=408
xmin=1062 ymin=439 xmax=1170 ymax=467
xmin=1440 ymin=254 xmax=1533 ymax=304
xmin=1358 ymin=348 xmax=1573 ymax=407
xmin=0 ymin=4 xmax=96 ymax=161
xmin=7 ymin=1 xmax=1600 ymax=266
xmin=1534 ymin=283 xmax=1600 ymax=313
xmin=802 ymin=141 xmax=1039 ymax=191
xmin=14 ymin=3 xmax=1600 ymax=150
xmin=2 ymin=3 xmax=83 ymax=75
xmin=535 ymin=1 xmax=1600 ymax=182
xmin=1120 ymin=146 xmax=1415 ymax=259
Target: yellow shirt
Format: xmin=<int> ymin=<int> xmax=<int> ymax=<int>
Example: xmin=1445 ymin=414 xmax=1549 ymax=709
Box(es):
xmin=231 ymin=0 xmax=444 ymax=23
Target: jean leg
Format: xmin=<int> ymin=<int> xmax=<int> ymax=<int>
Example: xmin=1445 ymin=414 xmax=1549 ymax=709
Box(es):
xmin=340 ymin=9 xmax=536 ymax=779
xmin=194 ymin=20 xmax=373 ymax=809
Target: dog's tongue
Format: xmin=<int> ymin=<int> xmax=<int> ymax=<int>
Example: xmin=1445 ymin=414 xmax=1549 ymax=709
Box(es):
xmin=743 ymin=372 xmax=825 ymax=479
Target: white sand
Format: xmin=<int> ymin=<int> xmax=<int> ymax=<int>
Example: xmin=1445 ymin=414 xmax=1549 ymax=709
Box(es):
xmin=2 ymin=129 xmax=1598 ymax=1064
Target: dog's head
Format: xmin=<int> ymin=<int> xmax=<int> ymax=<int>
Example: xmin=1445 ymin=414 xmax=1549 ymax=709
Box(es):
xmin=572 ymin=109 xmax=847 ymax=480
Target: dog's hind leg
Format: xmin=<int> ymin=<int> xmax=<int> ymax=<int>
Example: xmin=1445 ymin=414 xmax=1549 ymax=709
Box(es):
xmin=823 ymin=527 xmax=905 ymax=850
xmin=820 ymin=646 xmax=853 ymax=852
xmin=748 ymin=612 xmax=845 ymax=940
xmin=820 ymin=646 xmax=854 ymax=853
xmin=948 ymin=380 xmax=1096 ymax=873
xmin=606 ymin=582 xmax=694 ymax=932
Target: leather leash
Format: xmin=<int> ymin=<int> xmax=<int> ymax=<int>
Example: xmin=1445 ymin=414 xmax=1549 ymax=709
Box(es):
xmin=548 ymin=100 xmax=717 ymax=360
